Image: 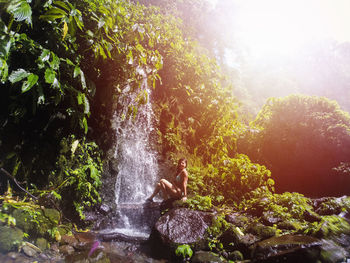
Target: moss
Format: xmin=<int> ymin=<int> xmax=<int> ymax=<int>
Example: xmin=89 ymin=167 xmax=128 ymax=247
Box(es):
xmin=313 ymin=215 xmax=350 ymax=238
xmin=0 ymin=226 xmax=23 ymax=252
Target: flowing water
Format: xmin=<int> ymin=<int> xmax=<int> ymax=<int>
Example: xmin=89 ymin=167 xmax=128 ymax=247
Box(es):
xmin=102 ymin=71 xmax=160 ymax=239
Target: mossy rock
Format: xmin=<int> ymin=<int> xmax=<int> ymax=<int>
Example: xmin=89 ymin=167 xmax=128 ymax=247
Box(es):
xmin=0 ymin=226 xmax=23 ymax=252
xmin=12 ymin=209 xmax=38 ymax=234
xmin=248 ymin=223 xmax=276 ymax=239
xmin=12 ymin=207 xmax=61 ymax=238
xmin=36 ymin=237 xmax=48 ymax=251
xmin=43 ymin=208 xmax=61 ymax=225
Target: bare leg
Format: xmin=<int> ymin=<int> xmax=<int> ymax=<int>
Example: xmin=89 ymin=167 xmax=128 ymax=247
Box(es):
xmin=147 ymin=179 xmax=181 ymax=201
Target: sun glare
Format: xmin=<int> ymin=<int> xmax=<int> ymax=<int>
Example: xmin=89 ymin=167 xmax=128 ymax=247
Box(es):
xmin=232 ymin=0 xmax=350 ymax=58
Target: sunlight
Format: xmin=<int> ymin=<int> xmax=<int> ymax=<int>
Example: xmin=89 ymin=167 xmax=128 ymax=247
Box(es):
xmin=232 ymin=0 xmax=350 ymax=58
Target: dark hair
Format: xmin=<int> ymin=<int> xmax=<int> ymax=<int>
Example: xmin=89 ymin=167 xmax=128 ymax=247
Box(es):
xmin=177 ymin=158 xmax=188 ymax=170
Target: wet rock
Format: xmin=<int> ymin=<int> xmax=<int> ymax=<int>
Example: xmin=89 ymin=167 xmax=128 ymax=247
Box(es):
xmin=303 ymin=209 xmax=321 ymax=223
xmin=225 ymin=213 xmax=253 ymax=228
xmin=6 ymin=252 xmax=19 ymax=259
xmin=60 ymin=234 xmax=79 ymax=247
xmin=59 ymin=244 xmax=75 ymax=255
xmin=155 ymin=208 xmax=213 ymax=244
xmin=99 ymin=204 xmax=111 ymax=215
xmin=0 ymin=226 xmax=23 ymax=252
xmin=319 ymin=239 xmax=348 ymax=263
xmin=22 ymin=245 xmax=38 ymax=257
xmin=251 ymin=234 xmax=322 ymax=263
xmin=248 ymin=223 xmax=276 ymax=240
xmin=220 ymin=226 xmax=259 ymax=257
xmin=261 ymin=211 xmax=282 ymax=226
xmin=228 ymin=250 xmax=244 ymax=261
xmin=36 ymin=237 xmax=48 ymax=251
xmin=191 ymin=251 xmax=227 ymax=263
xmin=74 ymin=231 xmax=98 ymax=250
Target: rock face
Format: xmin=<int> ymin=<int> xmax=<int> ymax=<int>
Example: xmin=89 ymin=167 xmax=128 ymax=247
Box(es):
xmin=155 ymin=208 xmax=213 ymax=245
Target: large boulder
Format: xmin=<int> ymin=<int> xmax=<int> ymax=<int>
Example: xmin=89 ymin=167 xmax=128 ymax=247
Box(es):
xmin=151 ymin=207 xmax=214 ymax=257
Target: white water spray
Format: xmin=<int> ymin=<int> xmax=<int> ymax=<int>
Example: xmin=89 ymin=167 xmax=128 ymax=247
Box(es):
xmin=110 ymin=69 xmax=160 ymax=238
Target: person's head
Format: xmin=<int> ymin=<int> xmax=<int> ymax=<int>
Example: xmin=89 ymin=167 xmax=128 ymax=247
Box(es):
xmin=177 ymin=158 xmax=187 ymax=171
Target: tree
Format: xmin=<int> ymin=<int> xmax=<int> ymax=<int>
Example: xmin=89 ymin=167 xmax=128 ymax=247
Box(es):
xmin=240 ymin=95 xmax=350 ymax=196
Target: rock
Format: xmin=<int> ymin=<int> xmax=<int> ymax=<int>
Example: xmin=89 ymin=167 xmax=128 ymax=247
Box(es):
xmin=99 ymin=204 xmax=111 ymax=215
xmin=36 ymin=237 xmax=48 ymax=251
xmin=22 ymin=244 xmax=38 ymax=257
xmin=251 ymin=234 xmax=322 ymax=263
xmin=225 ymin=213 xmax=253 ymax=228
xmin=0 ymin=226 xmax=23 ymax=252
xmin=248 ymin=223 xmax=276 ymax=239
xmin=303 ymin=209 xmax=321 ymax=223
xmin=228 ymin=250 xmax=244 ymax=261
xmin=12 ymin=209 xmax=34 ymax=234
xmin=220 ymin=226 xmax=259 ymax=257
xmin=261 ymin=211 xmax=282 ymax=226
xmin=43 ymin=208 xmax=60 ymax=223
xmin=191 ymin=251 xmax=227 ymax=263
xmin=59 ymin=244 xmax=75 ymax=255
xmin=60 ymin=234 xmax=78 ymax=247
xmin=319 ymin=239 xmax=348 ymax=263
xmin=6 ymin=252 xmax=19 ymax=259
xmin=74 ymin=231 xmax=97 ymax=250
xmin=155 ymin=208 xmax=213 ymax=244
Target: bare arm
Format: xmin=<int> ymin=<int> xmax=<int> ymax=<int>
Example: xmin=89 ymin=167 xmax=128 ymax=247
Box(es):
xmin=181 ymin=170 xmax=188 ymax=201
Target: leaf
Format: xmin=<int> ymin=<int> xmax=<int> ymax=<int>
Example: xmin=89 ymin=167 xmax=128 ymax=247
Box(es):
xmin=9 ymin=68 xmax=29 ymax=83
xmin=39 ymin=7 xmax=67 ymax=21
xmin=49 ymin=53 xmax=60 ymax=70
xmin=0 ymin=58 xmax=9 ymax=81
xmin=81 ymin=117 xmax=88 ymax=134
xmin=21 ymin=73 xmax=38 ymax=93
xmin=37 ymin=85 xmax=45 ymax=104
xmin=62 ymin=22 xmax=68 ymax=40
xmin=39 ymin=49 xmax=51 ymax=63
xmin=71 ymin=139 xmax=79 ymax=155
xmin=53 ymin=1 xmax=70 ymax=12
xmin=83 ymin=94 xmax=89 ymax=114
xmin=44 ymin=68 xmax=56 ymax=84
xmin=0 ymin=35 xmax=13 ymax=57
xmin=6 ymin=0 xmax=32 ymax=25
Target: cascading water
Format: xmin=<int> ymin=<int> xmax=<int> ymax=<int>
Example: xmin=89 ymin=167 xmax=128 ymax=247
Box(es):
xmin=104 ymin=69 xmax=160 ymax=239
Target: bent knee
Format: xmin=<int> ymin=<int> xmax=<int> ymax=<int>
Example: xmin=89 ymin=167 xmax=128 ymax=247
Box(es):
xmin=159 ymin=179 xmax=167 ymax=184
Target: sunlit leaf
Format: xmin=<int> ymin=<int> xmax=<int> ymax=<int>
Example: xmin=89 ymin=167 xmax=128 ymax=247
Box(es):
xmin=39 ymin=7 xmax=66 ymax=21
xmin=62 ymin=22 xmax=68 ymax=40
xmin=21 ymin=73 xmax=38 ymax=93
xmin=8 ymin=68 xmax=29 ymax=83
xmin=6 ymin=0 xmax=32 ymax=25
xmin=71 ymin=139 xmax=79 ymax=155
xmin=44 ymin=68 xmax=56 ymax=84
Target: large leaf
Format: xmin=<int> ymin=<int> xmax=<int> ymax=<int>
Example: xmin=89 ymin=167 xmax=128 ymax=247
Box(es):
xmin=8 ymin=68 xmax=29 ymax=83
xmin=21 ymin=73 xmax=38 ymax=93
xmin=6 ymin=0 xmax=32 ymax=25
xmin=44 ymin=68 xmax=56 ymax=84
xmin=39 ymin=7 xmax=66 ymax=21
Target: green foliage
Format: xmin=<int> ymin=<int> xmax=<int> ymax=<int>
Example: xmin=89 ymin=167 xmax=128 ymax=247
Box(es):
xmin=48 ymin=135 xmax=103 ymax=219
xmin=239 ymin=95 xmax=350 ymax=196
xmin=175 ymin=244 xmax=193 ymax=261
xmin=188 ymin=154 xmax=273 ymax=206
xmin=185 ymin=195 xmax=212 ymax=211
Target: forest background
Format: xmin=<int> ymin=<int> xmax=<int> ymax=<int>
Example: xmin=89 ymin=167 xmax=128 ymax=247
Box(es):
xmin=1 ymin=0 xmax=350 ymax=222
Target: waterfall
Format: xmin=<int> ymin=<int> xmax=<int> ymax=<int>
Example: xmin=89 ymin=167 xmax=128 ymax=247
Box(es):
xmin=107 ymin=69 xmax=160 ymax=239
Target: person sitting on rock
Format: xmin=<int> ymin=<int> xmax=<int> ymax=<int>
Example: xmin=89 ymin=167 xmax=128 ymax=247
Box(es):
xmin=147 ymin=158 xmax=188 ymax=202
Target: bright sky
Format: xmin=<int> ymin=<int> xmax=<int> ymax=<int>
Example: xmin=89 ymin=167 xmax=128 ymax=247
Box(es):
xmin=208 ymin=0 xmax=350 ymax=58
